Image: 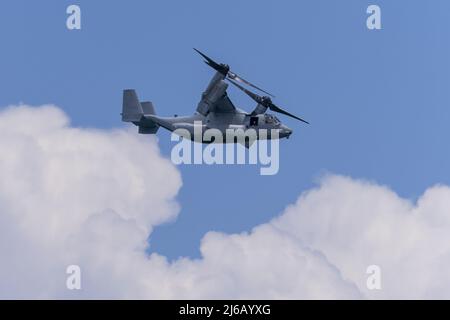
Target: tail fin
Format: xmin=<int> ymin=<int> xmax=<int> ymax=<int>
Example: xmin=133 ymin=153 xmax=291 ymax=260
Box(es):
xmin=140 ymin=101 xmax=156 ymax=115
xmin=122 ymin=90 xmax=160 ymax=134
xmin=122 ymin=89 xmax=143 ymax=122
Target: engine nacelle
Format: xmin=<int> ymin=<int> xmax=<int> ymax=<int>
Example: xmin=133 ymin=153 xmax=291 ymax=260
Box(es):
xmin=205 ymin=80 xmax=228 ymax=106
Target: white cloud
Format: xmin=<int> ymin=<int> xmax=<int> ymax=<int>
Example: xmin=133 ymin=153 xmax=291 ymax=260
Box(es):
xmin=0 ymin=104 xmax=182 ymax=298
xmin=0 ymin=104 xmax=449 ymax=299
xmin=272 ymin=175 xmax=450 ymax=299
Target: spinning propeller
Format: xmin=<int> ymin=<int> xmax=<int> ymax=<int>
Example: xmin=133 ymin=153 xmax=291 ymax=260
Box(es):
xmin=194 ymin=48 xmax=275 ymax=98
xmin=194 ymin=48 xmax=309 ymax=125
xmin=228 ymin=79 xmax=309 ymax=124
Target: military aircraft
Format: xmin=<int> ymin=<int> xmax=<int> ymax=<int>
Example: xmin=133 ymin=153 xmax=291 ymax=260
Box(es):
xmin=121 ymin=49 xmax=308 ymax=146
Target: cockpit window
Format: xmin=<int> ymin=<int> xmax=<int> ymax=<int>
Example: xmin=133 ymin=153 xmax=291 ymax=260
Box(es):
xmin=265 ymin=114 xmax=280 ymax=124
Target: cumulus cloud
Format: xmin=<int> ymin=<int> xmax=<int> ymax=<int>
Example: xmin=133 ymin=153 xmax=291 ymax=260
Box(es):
xmin=273 ymin=176 xmax=450 ymax=299
xmin=0 ymin=104 xmax=449 ymax=299
xmin=0 ymin=104 xmax=182 ymax=298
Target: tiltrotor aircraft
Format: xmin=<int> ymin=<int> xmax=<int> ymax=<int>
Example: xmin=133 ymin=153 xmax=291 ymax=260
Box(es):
xmin=121 ymin=49 xmax=308 ymax=146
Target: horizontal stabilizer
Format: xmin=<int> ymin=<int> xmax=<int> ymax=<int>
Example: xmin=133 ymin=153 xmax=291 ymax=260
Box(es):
xmin=140 ymin=101 xmax=156 ymax=115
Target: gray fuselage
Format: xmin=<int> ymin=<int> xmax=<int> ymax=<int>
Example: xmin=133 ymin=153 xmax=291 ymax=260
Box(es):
xmin=146 ymin=111 xmax=292 ymax=144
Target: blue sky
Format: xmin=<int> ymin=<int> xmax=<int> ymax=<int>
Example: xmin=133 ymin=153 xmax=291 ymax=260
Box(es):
xmin=1 ymin=0 xmax=449 ymax=260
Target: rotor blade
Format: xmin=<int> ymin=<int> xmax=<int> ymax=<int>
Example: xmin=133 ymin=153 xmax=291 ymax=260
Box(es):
xmin=194 ymin=49 xmax=275 ymax=97
xmin=229 ymin=79 xmax=309 ymax=124
xmin=228 ymin=72 xmax=275 ymax=98
xmin=193 ymin=48 xmax=228 ymax=75
xmin=268 ymin=103 xmax=310 ymax=124
xmin=227 ymin=79 xmax=263 ymax=104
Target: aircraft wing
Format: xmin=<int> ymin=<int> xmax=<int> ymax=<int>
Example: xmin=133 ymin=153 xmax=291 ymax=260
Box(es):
xmin=209 ymin=94 xmax=237 ymax=113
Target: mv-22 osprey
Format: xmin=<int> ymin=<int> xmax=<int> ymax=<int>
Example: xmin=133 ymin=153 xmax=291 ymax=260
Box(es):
xmin=121 ymin=49 xmax=309 ymax=147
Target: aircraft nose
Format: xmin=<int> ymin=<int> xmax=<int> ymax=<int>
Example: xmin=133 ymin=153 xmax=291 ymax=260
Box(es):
xmin=280 ymin=125 xmax=292 ymax=137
